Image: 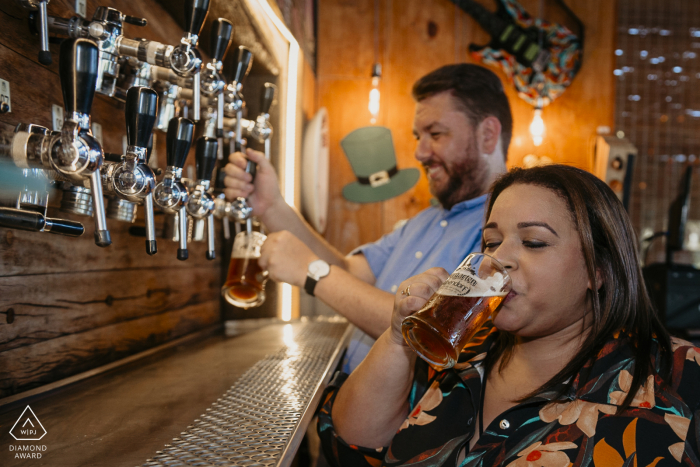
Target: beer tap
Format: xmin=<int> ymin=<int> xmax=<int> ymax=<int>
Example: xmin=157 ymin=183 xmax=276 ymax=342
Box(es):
xmin=45 ymin=6 xmax=148 ymax=96
xmin=116 ymin=0 xmax=210 ymax=121
xmin=201 ymin=18 xmax=233 ymax=160
xmin=154 ymin=117 xmax=194 ymax=261
xmin=224 ymin=46 xmax=253 ymax=154
xmin=0 ymin=207 xmax=84 ymax=237
xmin=102 ymin=86 xmax=159 ymax=255
xmin=186 ymin=137 xmax=217 ymax=259
xmin=17 ymin=0 xmax=52 ymax=65
xmin=1 ymin=38 xmax=111 ymax=247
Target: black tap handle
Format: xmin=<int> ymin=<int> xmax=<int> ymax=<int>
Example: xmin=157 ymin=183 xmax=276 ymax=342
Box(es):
xmin=124 ymin=15 xmax=148 ymax=27
xmin=45 ymin=217 xmax=85 ymax=236
xmin=104 ymin=152 xmax=123 ymax=163
xmin=125 ymin=86 xmax=158 ymax=149
xmin=260 ymin=83 xmax=277 ymax=115
xmin=166 ymin=117 xmax=194 ymax=169
xmin=195 ymin=136 xmax=217 ymax=182
xmin=59 ymin=38 xmax=98 ymax=116
xmin=211 ymin=18 xmax=233 ymax=63
xmin=233 ymin=46 xmax=253 ymax=86
xmin=184 ymin=0 xmax=210 ymax=37
xmin=0 ymin=208 xmax=83 ymax=237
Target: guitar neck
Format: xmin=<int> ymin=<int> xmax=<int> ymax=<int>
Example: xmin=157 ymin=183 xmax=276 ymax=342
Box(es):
xmin=450 ymin=0 xmax=506 ymax=38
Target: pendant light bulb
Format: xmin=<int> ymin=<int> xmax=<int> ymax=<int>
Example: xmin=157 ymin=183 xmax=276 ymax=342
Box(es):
xmin=530 ymin=106 xmax=545 ymax=147
xmin=369 ymin=63 xmax=382 ymax=124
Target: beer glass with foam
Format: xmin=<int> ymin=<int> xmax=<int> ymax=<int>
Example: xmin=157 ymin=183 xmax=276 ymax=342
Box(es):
xmin=221 ymin=228 xmax=268 ymax=308
xmin=401 ymin=253 xmax=511 ymax=370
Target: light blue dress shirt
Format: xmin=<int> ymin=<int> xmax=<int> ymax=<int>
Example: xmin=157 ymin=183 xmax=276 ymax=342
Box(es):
xmin=341 ymin=194 xmax=488 ymax=372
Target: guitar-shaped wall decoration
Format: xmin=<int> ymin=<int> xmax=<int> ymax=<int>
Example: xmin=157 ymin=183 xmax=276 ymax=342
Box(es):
xmin=449 ymin=0 xmax=584 ymax=107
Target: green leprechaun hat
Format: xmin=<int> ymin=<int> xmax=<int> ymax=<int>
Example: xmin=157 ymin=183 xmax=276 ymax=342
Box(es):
xmin=340 ymin=126 xmax=420 ymax=203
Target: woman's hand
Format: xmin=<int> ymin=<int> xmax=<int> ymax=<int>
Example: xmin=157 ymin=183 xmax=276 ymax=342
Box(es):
xmin=389 ymin=267 xmax=450 ymax=347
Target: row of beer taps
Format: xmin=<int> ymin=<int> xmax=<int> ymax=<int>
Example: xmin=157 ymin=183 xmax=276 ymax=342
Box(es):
xmin=0 ymin=0 xmax=275 ymax=261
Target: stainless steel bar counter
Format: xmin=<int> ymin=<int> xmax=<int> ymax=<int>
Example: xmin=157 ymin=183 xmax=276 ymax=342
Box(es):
xmin=0 ymin=319 xmax=352 ymax=467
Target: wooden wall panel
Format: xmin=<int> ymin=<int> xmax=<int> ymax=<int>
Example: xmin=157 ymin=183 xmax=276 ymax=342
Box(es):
xmin=0 ymin=0 xmax=225 ymax=399
xmin=317 ymin=0 xmax=617 ymax=250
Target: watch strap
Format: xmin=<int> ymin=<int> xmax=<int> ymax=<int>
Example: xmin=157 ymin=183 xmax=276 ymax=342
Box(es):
xmin=304 ymin=275 xmax=318 ymax=296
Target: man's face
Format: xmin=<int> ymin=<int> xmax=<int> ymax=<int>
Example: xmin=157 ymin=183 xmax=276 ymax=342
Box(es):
xmin=412 ymin=91 xmax=490 ymax=209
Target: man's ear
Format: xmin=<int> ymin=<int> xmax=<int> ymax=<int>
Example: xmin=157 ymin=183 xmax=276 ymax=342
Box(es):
xmin=477 ymin=116 xmax=502 ymax=156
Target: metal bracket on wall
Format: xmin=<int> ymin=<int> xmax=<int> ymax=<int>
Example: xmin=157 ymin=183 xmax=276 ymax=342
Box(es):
xmin=0 ymin=79 xmax=10 ymax=114
xmin=51 ymin=104 xmax=64 ymax=131
xmin=75 ymin=0 xmax=87 ymax=18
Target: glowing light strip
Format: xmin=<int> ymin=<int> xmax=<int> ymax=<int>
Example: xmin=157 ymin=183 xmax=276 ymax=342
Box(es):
xmin=256 ymin=0 xmax=299 ymax=322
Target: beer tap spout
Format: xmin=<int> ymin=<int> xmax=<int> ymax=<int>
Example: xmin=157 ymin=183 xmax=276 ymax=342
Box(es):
xmin=154 ymin=117 xmax=194 ymax=260
xmin=186 ymin=137 xmax=217 ymax=259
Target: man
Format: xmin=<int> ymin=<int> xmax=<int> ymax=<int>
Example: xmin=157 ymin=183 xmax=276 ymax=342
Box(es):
xmin=223 ymin=64 xmax=512 ymax=371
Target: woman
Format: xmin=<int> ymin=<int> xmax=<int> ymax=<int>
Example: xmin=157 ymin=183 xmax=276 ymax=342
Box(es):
xmin=318 ymin=165 xmax=700 ymax=466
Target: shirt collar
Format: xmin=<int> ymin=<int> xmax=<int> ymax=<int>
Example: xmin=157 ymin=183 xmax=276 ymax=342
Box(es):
xmin=435 ymin=193 xmax=489 ymax=216
xmin=453 ymin=327 xmax=657 ymax=408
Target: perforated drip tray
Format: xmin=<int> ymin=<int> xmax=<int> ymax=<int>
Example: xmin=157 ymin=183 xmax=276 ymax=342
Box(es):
xmin=141 ymin=321 xmax=352 ymax=467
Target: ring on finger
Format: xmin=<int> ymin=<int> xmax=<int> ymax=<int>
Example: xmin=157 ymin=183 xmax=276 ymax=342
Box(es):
xmin=401 ymin=285 xmax=411 ymax=296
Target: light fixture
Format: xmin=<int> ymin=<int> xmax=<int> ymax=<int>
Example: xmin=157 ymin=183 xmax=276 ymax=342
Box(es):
xmin=529 ymin=99 xmax=545 ymax=147
xmin=369 ymin=63 xmax=381 ymax=124
xmin=369 ymin=0 xmax=382 ymax=124
xmin=255 ymin=0 xmax=300 ymax=322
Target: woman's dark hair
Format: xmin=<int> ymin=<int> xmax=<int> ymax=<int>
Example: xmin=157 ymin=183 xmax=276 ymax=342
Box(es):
xmin=412 ymin=64 xmax=513 ymax=158
xmin=483 ymin=164 xmax=673 ymax=412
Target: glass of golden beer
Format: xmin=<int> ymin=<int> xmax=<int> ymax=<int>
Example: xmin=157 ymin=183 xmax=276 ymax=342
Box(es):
xmin=401 ymin=253 xmax=511 ymax=370
xmin=221 ymin=229 xmax=269 ymax=308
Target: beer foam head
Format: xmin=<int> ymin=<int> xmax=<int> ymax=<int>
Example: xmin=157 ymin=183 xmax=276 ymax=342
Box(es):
xmin=439 ymin=271 xmax=508 ymax=297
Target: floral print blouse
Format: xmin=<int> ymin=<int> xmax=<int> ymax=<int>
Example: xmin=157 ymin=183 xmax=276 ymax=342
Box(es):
xmin=317 ymin=325 xmax=700 ymax=466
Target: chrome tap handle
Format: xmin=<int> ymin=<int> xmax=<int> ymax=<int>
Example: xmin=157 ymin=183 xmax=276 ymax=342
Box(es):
xmin=196 ymin=136 xmax=217 ymax=182
xmin=233 ymin=46 xmax=253 ymax=88
xmin=125 ymin=86 xmax=158 ymax=152
xmin=184 ymin=0 xmax=210 ymax=44
xmin=144 ymin=193 xmax=157 ymax=255
xmin=260 ymin=82 xmax=276 ymax=115
xmin=60 ymin=38 xmax=98 ymax=117
xmin=206 ymin=212 xmax=215 ymax=260
xmin=37 ymin=0 xmax=51 ymax=65
xmin=193 ymin=68 xmax=201 ymax=122
xmin=211 ymin=18 xmax=233 ymax=64
xmin=178 ymin=206 xmax=188 ymax=260
xmin=166 ymin=117 xmax=194 ymax=169
xmin=90 ymin=169 xmax=111 ymax=246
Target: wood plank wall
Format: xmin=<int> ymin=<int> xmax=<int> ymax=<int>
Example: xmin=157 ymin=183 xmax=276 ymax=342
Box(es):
xmin=0 ymin=0 xmax=224 ymax=399
xmin=317 ymin=0 xmax=617 ymax=253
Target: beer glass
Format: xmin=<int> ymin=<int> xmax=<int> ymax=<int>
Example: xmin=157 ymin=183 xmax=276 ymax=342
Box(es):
xmin=401 ymin=253 xmax=511 ymax=370
xmin=221 ymin=229 xmax=268 ymax=308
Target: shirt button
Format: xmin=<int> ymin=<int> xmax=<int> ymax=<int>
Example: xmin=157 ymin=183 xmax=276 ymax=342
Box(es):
xmin=415 ymin=251 xmax=423 ymax=259
xmin=440 ymin=220 xmax=448 ymax=227
xmin=391 ymin=285 xmax=398 ymax=293
xmin=499 ymin=419 xmax=510 ymax=430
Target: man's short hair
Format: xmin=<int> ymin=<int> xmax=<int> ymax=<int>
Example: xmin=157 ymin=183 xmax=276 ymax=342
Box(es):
xmin=412 ymin=64 xmax=513 ymax=157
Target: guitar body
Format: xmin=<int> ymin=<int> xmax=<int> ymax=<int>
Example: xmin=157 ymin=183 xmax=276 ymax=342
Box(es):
xmin=454 ymin=0 xmax=583 ymax=107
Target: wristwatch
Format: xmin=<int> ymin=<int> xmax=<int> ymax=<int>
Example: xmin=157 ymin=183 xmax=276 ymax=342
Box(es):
xmin=304 ymin=259 xmax=330 ymax=296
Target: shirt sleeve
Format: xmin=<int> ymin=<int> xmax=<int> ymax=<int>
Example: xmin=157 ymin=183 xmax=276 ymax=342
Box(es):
xmin=348 ymin=221 xmax=407 ymax=280
xmin=317 ymin=372 xmax=388 ymax=467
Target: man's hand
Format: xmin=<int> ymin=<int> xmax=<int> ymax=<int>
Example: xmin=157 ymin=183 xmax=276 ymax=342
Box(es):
xmin=223 ymin=148 xmax=283 ymax=217
xmin=259 ymin=231 xmax=318 ymax=287
xmin=390 ymin=268 xmax=449 ymax=347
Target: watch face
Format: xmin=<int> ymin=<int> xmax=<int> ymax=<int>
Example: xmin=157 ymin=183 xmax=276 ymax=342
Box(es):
xmin=309 ymin=260 xmax=330 ymax=277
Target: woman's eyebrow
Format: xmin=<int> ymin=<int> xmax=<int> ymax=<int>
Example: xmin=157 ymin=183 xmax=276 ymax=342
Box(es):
xmin=483 ymin=222 xmax=497 ymax=230
xmin=518 ymin=221 xmax=559 ymax=237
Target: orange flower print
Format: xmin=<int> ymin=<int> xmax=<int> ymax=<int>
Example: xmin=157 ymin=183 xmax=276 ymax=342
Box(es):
xmin=539 ymin=399 xmax=616 ymax=437
xmin=506 ymin=441 xmax=577 ymax=467
xmin=454 ymin=352 xmax=487 ymax=371
xmin=609 ymin=370 xmax=655 ymax=408
xmin=398 ymin=380 xmax=442 ymax=432
xmin=665 ymin=413 xmax=691 ymax=462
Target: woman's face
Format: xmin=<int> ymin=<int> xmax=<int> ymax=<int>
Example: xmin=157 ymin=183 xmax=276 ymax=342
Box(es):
xmin=483 ymin=183 xmax=593 ymax=338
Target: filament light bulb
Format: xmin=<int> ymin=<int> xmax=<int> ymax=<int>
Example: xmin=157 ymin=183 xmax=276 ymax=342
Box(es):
xmin=369 ymin=63 xmax=382 ymax=124
xmin=530 ymin=107 xmax=545 ymax=147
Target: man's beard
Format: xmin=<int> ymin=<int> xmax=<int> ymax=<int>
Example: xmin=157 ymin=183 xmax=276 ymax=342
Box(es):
xmin=424 ymin=137 xmax=488 ymax=210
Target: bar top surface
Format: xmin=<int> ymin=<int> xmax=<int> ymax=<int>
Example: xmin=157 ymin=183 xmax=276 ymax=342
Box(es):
xmin=0 ymin=319 xmax=351 ymax=467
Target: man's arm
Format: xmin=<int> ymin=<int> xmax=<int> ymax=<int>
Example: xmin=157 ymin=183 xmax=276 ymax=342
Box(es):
xmin=224 ymin=149 xmax=370 ymax=276
xmin=260 ymin=231 xmax=393 ymax=338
